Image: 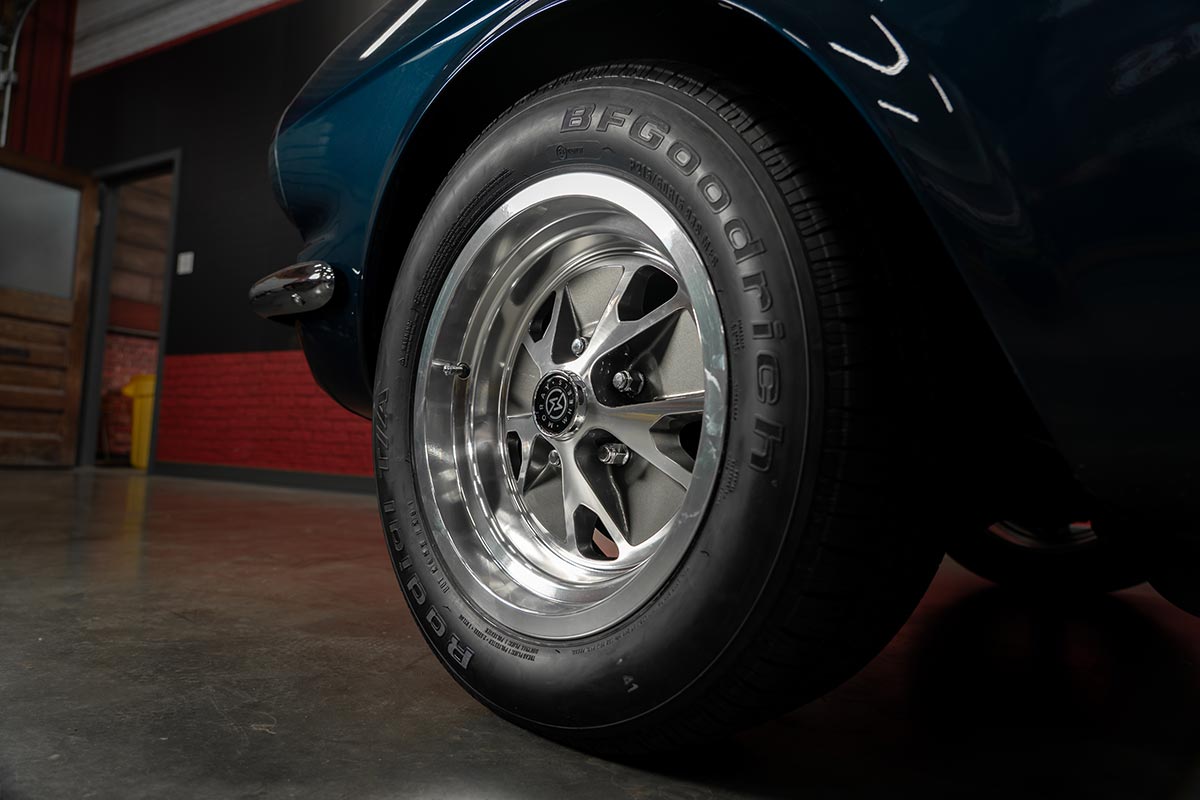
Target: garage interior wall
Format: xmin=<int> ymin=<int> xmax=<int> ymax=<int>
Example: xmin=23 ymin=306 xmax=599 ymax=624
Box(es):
xmin=66 ymin=0 xmax=385 ymax=484
xmin=2 ymin=0 xmax=77 ymax=162
xmin=71 ymin=0 xmax=293 ymax=76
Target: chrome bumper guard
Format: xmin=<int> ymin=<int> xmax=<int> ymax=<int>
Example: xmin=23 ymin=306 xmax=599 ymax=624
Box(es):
xmin=249 ymin=262 xmax=335 ymax=320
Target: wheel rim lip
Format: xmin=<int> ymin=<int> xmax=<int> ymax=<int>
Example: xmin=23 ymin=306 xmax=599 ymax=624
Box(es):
xmin=412 ymin=172 xmax=728 ymax=640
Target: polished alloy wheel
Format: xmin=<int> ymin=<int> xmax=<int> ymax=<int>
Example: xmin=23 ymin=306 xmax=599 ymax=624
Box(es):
xmin=375 ymin=63 xmax=952 ymax=747
xmin=413 ymin=172 xmax=727 ymax=639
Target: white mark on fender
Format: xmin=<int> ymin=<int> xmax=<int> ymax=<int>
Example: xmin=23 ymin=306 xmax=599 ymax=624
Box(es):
xmin=878 ymin=100 xmax=920 ymax=123
xmin=929 ymin=73 xmax=954 ymax=113
xmin=783 ymin=28 xmax=810 ymax=49
xmin=360 ymin=0 xmax=429 ymax=60
xmin=829 ymin=15 xmax=910 ymax=76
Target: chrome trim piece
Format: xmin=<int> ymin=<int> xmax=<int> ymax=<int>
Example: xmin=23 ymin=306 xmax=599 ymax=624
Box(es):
xmin=248 ymin=262 xmax=335 ymax=319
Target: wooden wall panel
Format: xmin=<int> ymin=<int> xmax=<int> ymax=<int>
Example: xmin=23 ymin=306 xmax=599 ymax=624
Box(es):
xmin=0 ymin=336 xmax=68 ymax=368
xmin=0 ymin=384 xmax=67 ymax=411
xmin=0 ymin=408 xmax=61 ymax=434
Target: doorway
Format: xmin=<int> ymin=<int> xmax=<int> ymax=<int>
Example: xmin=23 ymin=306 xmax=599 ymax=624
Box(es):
xmin=0 ymin=151 xmax=97 ymax=466
xmin=78 ymin=155 xmax=178 ymax=469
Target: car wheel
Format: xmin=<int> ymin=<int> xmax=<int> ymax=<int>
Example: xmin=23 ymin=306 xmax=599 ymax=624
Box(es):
xmin=949 ymin=518 xmax=1145 ymax=593
xmin=372 ymin=62 xmax=943 ymax=752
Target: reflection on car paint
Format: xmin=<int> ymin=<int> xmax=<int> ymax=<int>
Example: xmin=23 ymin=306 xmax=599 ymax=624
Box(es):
xmin=828 ymin=10 xmax=961 ymax=123
xmin=828 ymin=14 xmax=910 ymax=76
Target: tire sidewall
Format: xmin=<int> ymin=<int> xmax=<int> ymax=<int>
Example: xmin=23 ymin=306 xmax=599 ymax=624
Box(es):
xmin=374 ymin=73 xmax=824 ymax=731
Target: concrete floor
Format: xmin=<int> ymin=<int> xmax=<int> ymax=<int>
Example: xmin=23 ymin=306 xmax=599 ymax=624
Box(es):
xmin=1 ymin=470 xmax=1199 ymax=800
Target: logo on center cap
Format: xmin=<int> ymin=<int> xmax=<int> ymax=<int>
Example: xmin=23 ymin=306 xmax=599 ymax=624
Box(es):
xmin=533 ymin=372 xmax=585 ymax=438
xmin=545 ymin=388 xmax=569 ymax=421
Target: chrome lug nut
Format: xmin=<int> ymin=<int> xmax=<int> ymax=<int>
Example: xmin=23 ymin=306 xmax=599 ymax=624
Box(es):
xmin=611 ymin=369 xmax=644 ymax=395
xmin=441 ymin=361 xmax=471 ymax=379
xmin=598 ymin=443 xmax=631 ymax=467
xmin=547 ymin=449 xmax=562 ymax=467
xmin=570 ymin=337 xmax=589 ymax=356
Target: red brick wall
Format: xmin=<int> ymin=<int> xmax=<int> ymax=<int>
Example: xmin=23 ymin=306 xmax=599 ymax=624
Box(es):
xmin=98 ymin=333 xmax=159 ymax=458
xmin=155 ymin=350 xmax=373 ymax=476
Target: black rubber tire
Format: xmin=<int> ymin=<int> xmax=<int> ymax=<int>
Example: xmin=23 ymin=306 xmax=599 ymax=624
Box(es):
xmin=948 ymin=523 xmax=1145 ymax=594
xmin=372 ymin=62 xmax=944 ymax=753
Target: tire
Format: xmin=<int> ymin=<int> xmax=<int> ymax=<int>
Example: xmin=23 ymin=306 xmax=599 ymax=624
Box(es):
xmin=372 ymin=62 xmax=943 ymax=752
xmin=949 ymin=520 xmax=1145 ymax=594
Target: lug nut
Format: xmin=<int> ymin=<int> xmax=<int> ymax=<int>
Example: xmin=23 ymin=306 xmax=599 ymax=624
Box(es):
xmin=547 ymin=450 xmax=562 ymax=467
xmin=570 ymin=337 xmax=589 ymax=356
xmin=441 ymin=361 xmax=471 ymax=379
xmin=611 ymin=369 xmax=644 ymax=395
xmin=598 ymin=443 xmax=631 ymax=467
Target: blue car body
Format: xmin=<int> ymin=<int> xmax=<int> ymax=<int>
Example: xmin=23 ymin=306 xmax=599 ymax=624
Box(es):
xmin=269 ymin=0 xmax=1200 ymax=530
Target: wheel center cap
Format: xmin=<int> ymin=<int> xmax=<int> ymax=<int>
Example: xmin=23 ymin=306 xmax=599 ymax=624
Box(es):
xmin=533 ymin=371 xmax=587 ymax=439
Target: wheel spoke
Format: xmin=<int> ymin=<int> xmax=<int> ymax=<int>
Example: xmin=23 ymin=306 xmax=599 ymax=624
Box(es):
xmin=557 ymin=442 xmax=631 ymax=553
xmin=506 ymin=413 xmax=544 ymax=493
xmin=573 ymin=266 xmax=688 ymax=373
xmin=591 ymin=391 xmax=704 ymax=487
xmin=524 ymin=288 xmax=578 ymax=371
xmin=603 ymin=391 xmax=706 ymax=422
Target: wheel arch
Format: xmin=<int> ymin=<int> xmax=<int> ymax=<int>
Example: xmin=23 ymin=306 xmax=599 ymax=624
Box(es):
xmin=360 ymin=0 xmax=1043 ymax=446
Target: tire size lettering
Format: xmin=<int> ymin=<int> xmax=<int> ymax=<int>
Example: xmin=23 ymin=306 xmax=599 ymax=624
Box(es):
xmin=457 ymin=614 xmax=538 ymax=663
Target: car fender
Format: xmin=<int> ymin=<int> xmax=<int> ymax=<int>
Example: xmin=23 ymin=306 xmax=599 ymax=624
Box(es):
xmin=274 ymin=0 xmax=1200 ymax=526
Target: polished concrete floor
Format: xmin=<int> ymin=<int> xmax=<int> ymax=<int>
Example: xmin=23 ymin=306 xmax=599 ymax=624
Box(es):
xmin=2 ymin=469 xmax=1199 ymax=799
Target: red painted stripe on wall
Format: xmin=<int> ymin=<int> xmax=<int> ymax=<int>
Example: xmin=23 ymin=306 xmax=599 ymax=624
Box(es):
xmin=155 ymin=350 xmax=373 ymax=476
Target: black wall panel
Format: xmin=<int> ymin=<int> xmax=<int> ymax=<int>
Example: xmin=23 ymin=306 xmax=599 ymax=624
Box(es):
xmin=65 ymin=0 xmax=382 ymax=354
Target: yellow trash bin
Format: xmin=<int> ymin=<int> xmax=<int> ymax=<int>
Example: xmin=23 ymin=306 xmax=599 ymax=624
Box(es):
xmin=121 ymin=374 xmax=156 ymax=470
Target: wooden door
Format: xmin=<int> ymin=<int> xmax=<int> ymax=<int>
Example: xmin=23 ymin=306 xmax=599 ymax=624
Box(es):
xmin=0 ymin=149 xmax=97 ymax=465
